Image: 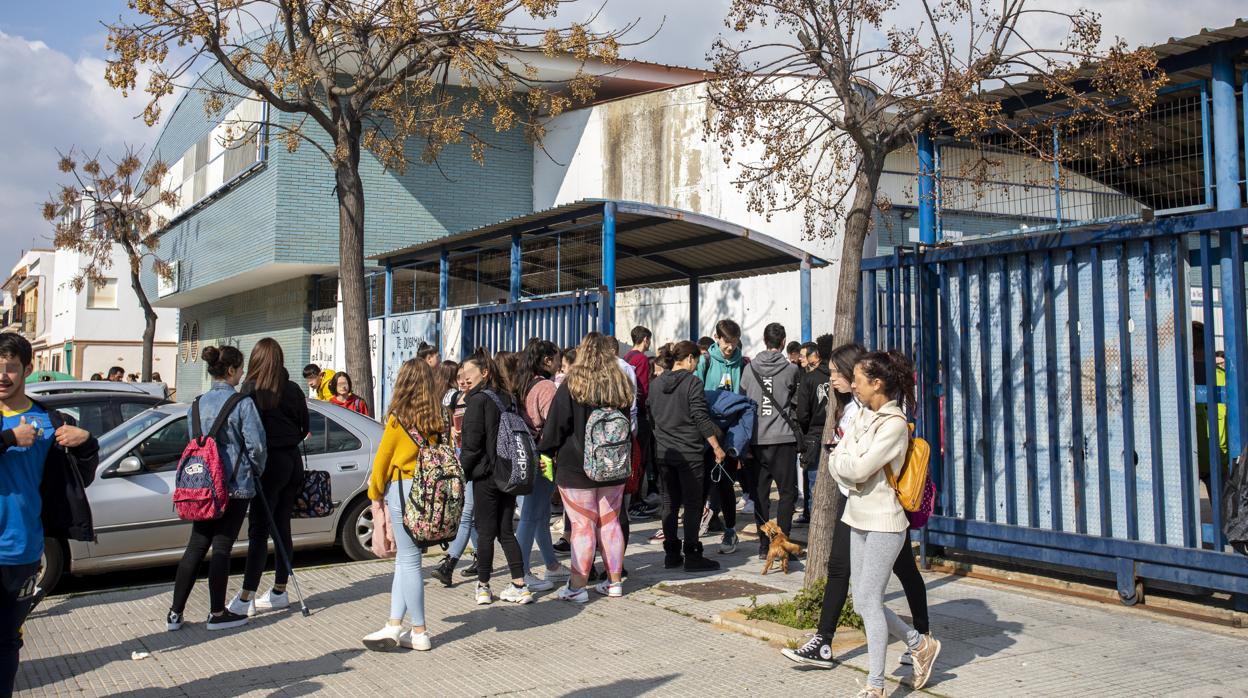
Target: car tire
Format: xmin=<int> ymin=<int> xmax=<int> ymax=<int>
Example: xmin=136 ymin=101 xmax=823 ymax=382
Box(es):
xmin=39 ymin=538 xmax=65 ymax=593
xmin=340 ymin=496 xmax=376 ymax=561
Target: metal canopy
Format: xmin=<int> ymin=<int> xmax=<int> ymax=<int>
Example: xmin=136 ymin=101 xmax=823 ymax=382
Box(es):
xmin=371 ymin=199 xmax=826 ymax=289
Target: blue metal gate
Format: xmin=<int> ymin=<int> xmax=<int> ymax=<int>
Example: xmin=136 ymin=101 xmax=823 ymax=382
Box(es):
xmin=461 ymin=291 xmax=600 ymax=357
xmin=860 ymin=209 xmax=1248 ymax=604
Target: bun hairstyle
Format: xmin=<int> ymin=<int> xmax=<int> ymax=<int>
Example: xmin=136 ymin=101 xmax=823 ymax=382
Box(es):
xmin=203 ymin=345 xmax=243 ymax=379
xmin=653 ymin=343 xmax=675 ymax=372
xmin=670 ymin=340 xmax=701 ymax=365
xmin=855 ymin=350 xmax=916 ymax=414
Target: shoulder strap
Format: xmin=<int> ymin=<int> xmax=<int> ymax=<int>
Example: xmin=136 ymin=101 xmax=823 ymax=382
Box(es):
xmin=206 ymin=393 xmax=248 ymax=441
xmin=483 ymin=389 xmax=510 ymax=413
xmin=190 ymin=397 xmax=204 ymax=440
xmin=880 ymin=414 xmax=914 ymax=488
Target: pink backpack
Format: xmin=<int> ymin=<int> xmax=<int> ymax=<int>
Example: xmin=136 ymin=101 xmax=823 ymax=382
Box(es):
xmin=173 ymin=393 xmax=247 ymax=521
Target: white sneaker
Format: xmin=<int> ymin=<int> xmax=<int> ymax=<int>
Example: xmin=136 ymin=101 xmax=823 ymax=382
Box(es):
xmin=544 ymin=565 xmax=572 ymax=582
xmin=524 ymin=574 xmax=554 ymax=592
xmin=698 ymin=507 xmax=713 ymax=537
xmin=254 ymin=589 xmax=289 ymax=612
xmin=399 ymin=629 xmax=432 ymax=651
xmin=740 ymin=498 xmax=755 ymax=515
xmin=362 ymin=624 xmax=403 ymax=651
xmin=593 ymin=580 xmax=623 ymax=598
xmin=166 ymin=610 xmax=183 ymax=631
xmin=227 ymin=592 xmax=255 ymax=617
xmin=500 ymin=584 xmax=535 ymax=604
xmin=556 ymin=583 xmax=589 ymax=604
xmin=475 ymin=582 xmax=493 ymax=605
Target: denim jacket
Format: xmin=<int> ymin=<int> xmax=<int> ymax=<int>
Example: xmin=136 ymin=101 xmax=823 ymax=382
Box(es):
xmin=196 ymin=381 xmax=267 ymax=499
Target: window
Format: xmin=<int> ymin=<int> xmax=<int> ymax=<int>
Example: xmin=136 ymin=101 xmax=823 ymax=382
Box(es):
xmin=119 ymin=400 xmax=155 ymax=423
xmin=180 ymin=324 xmax=190 ymax=363
xmin=87 ymin=279 xmax=119 ymax=309
xmin=129 ymin=417 xmax=188 ymax=473
xmin=54 ymin=402 xmax=111 ymax=436
xmin=305 ymin=411 xmax=362 ymax=456
xmin=190 ymin=322 xmax=199 ymax=362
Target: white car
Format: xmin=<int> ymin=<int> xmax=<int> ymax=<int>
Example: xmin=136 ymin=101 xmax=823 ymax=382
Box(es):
xmin=40 ymin=400 xmax=383 ymax=591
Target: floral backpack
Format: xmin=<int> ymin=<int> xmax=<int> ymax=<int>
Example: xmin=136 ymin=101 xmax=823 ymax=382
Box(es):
xmin=583 ymin=406 xmax=632 ymax=482
xmin=398 ymin=421 xmax=465 ymax=547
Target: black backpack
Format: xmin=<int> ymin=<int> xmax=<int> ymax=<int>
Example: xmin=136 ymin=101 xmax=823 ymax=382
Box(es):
xmin=483 ymin=390 xmax=537 ymax=496
xmin=1222 ymin=445 xmax=1248 ymax=555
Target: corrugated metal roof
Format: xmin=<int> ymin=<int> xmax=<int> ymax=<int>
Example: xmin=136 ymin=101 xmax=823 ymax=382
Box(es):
xmin=372 ymin=199 xmax=825 ymax=291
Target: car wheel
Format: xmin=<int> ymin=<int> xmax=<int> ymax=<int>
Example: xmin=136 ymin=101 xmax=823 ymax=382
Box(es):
xmin=340 ymin=496 xmax=376 ymax=561
xmin=39 ymin=538 xmax=65 ymax=593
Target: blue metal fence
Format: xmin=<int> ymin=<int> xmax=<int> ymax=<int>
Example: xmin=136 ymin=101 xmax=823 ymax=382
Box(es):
xmin=461 ymin=291 xmax=600 ymax=357
xmin=860 ymin=208 xmax=1248 ymax=604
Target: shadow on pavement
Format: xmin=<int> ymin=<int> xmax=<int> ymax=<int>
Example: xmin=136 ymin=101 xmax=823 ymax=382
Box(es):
xmin=558 ymin=673 xmax=680 ymax=697
xmin=105 ymin=648 xmax=364 ymax=698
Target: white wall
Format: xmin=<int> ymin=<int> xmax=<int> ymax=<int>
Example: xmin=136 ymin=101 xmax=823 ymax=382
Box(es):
xmin=80 ymin=343 xmax=179 ymax=383
xmin=535 ymin=82 xmax=845 ymax=352
xmin=48 ymin=246 xmax=179 ymax=347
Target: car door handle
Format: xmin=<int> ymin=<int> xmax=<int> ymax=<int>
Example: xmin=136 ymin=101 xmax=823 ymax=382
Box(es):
xmin=336 ymin=463 xmax=358 ymax=472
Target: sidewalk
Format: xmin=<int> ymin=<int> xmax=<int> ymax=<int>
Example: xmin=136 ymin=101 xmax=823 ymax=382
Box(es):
xmin=17 ymin=514 xmax=1248 ymax=697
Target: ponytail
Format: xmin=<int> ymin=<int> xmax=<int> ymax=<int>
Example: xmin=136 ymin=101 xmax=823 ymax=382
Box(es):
xmin=856 ymin=350 xmax=916 ymax=414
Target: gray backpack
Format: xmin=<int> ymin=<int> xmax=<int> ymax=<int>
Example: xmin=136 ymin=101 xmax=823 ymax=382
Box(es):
xmin=583 ymin=407 xmax=632 ymax=482
xmin=484 ymin=390 xmax=537 ymax=496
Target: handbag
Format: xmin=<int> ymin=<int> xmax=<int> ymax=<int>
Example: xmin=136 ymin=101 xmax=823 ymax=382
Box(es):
xmin=292 ymin=445 xmax=333 ymax=518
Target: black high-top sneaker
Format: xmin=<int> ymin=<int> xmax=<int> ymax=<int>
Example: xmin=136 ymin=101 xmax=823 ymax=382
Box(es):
xmin=430 ymin=555 xmax=456 ymax=586
xmin=781 ymin=633 xmax=835 ymax=668
xmin=663 ymin=537 xmax=684 ymax=568
xmin=683 ymin=541 xmax=721 ymax=572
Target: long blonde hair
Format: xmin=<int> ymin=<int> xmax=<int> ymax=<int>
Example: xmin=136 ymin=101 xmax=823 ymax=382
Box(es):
xmin=565 ymin=332 xmax=633 ymax=410
xmin=386 ymin=359 xmax=446 ymax=437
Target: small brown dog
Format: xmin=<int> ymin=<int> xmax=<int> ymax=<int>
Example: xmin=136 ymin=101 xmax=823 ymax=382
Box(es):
xmin=760 ymin=520 xmax=804 ymax=575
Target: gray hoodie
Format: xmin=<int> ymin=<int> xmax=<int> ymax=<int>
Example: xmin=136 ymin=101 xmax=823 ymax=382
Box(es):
xmin=740 ymin=349 xmax=800 ymax=445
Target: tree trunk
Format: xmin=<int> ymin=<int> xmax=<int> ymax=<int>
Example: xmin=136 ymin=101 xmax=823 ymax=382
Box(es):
xmin=122 ymin=241 xmax=157 ymax=382
xmin=803 ymin=161 xmax=884 ymax=587
xmin=335 ymin=119 xmax=375 ymax=413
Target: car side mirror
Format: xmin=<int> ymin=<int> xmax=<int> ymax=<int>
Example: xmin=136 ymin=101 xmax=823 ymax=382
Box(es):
xmin=112 ymin=457 xmax=143 ymax=476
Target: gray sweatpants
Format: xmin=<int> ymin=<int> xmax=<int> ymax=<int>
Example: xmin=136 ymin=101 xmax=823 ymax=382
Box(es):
xmin=849 ymin=527 xmax=922 ymax=689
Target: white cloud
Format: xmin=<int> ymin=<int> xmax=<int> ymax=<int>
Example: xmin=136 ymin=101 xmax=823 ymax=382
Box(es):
xmin=0 ymin=30 xmax=156 ymax=277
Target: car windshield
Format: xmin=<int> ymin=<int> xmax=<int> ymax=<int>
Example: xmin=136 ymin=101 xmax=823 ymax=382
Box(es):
xmin=98 ymin=409 xmax=169 ymax=461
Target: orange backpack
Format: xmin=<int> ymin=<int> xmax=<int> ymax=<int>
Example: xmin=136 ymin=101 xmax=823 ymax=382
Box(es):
xmin=883 ymin=422 xmax=931 ymax=513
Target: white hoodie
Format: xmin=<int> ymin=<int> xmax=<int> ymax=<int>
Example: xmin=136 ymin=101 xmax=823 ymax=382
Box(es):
xmin=829 ymin=400 xmax=910 ymax=533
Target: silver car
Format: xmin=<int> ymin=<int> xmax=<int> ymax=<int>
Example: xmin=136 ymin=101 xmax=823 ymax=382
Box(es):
xmin=40 ymin=400 xmax=382 ymax=591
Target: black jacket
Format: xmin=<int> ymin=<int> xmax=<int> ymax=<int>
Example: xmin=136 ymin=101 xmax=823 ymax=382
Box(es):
xmin=244 ymin=377 xmax=311 ymax=449
xmin=461 ymin=384 xmax=515 ymax=483
xmin=796 ymin=365 xmax=832 ymax=439
xmin=0 ymin=399 xmax=100 ymax=542
xmin=538 ymin=382 xmax=630 ymax=490
xmin=648 ymin=369 xmax=717 ymax=463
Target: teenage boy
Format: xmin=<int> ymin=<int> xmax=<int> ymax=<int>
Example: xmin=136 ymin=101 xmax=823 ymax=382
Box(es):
xmin=786 ymin=341 xmax=803 ymax=367
xmin=0 ymin=332 xmax=98 ymax=696
xmin=624 ymin=327 xmax=659 ymax=511
xmin=795 ymin=335 xmax=834 ymax=523
xmin=302 ymin=364 xmax=335 ymax=400
xmin=107 ymin=366 xmax=125 ymax=382
xmin=696 ymin=320 xmax=745 ymax=393
xmin=741 ymin=322 xmax=802 ymax=557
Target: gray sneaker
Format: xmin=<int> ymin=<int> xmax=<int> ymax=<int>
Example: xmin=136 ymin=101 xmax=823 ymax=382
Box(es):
xmin=719 ymin=529 xmax=739 ymax=554
xmin=909 ymin=634 xmax=942 ymax=690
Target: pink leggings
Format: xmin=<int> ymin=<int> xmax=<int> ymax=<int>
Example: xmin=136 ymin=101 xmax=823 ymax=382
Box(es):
xmin=558 ymin=485 xmax=626 ymax=579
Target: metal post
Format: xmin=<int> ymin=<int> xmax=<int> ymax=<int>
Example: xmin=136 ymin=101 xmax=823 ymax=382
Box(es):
xmin=438 ymin=249 xmax=449 ymax=356
xmin=799 ymin=257 xmax=812 ymax=342
xmin=509 ymin=232 xmax=522 ymax=303
xmin=600 ymin=202 xmax=617 ymax=336
xmin=1052 ymin=125 xmax=1063 ymax=229
xmin=689 ymin=275 xmax=700 ymax=341
xmin=381 ymin=264 xmax=393 ymax=413
xmin=917 ymin=132 xmax=937 ymax=244
xmin=1213 ymin=50 xmax=1248 ymax=465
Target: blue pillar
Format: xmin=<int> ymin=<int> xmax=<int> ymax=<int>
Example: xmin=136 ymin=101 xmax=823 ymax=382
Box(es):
xmin=381 ymin=264 xmax=393 ymax=413
xmin=438 ymin=249 xmax=449 ymax=357
xmin=509 ymin=232 xmax=522 ymax=303
xmin=799 ymin=257 xmax=812 ymax=342
xmin=917 ymin=132 xmax=937 ymax=244
xmin=600 ymin=202 xmax=617 ymax=336
xmin=1213 ymin=50 xmax=1248 ymax=464
xmin=689 ymin=275 xmax=700 ymax=341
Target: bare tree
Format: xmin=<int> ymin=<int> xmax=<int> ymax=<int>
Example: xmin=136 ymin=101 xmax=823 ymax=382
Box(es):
xmin=707 ymin=0 xmax=1164 ymax=585
xmin=43 ymin=148 xmax=176 ymax=381
xmin=105 ymin=0 xmax=628 ymax=409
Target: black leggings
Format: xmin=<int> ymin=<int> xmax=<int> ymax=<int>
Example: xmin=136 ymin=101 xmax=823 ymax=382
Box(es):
xmin=1 ymin=562 xmax=39 ymax=698
xmin=243 ymin=446 xmax=303 ymax=591
xmin=817 ymin=512 xmax=929 ymax=638
xmin=171 ymin=499 xmax=250 ymax=615
xmin=702 ymin=452 xmax=737 ymax=530
xmin=659 ymin=455 xmax=704 ymax=549
xmin=473 ymin=478 xmax=523 ymax=584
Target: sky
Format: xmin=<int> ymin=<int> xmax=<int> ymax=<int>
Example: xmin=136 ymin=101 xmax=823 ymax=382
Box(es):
xmin=0 ymin=1 xmax=1242 ymax=280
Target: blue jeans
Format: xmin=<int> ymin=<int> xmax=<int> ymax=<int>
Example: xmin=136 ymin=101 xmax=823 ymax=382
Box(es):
xmin=803 ymin=468 xmax=817 ymax=513
xmin=447 ymin=481 xmax=477 ymax=560
xmin=516 ymin=475 xmax=558 ymax=572
xmin=385 ymin=481 xmax=425 ymax=626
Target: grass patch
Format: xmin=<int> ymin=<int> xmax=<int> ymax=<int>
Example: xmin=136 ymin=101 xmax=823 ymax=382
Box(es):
xmin=743 ymin=578 xmax=864 ymax=631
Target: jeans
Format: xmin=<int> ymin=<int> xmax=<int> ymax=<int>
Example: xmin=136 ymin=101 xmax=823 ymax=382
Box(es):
xmin=559 ymin=485 xmax=626 ymax=578
xmin=171 ymin=498 xmax=250 ymax=615
xmin=817 ymin=511 xmax=929 ymax=639
xmin=385 ymin=481 xmax=426 ymax=626
xmin=850 ymin=527 xmax=921 ymax=689
xmin=1 ymin=562 xmax=39 ymax=698
xmin=516 ymin=475 xmax=558 ymax=573
xmin=659 ymin=455 xmax=704 ymax=548
xmin=242 ymin=446 xmax=302 ymax=591
xmin=803 ymin=468 xmax=817 ymax=514
xmin=447 ymin=483 xmax=477 ymax=560
xmin=472 ymin=479 xmax=523 ymax=584
xmin=753 ymin=442 xmax=799 ymax=535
